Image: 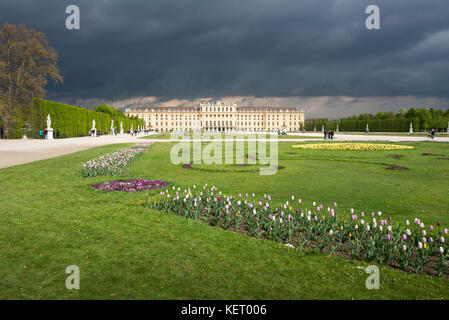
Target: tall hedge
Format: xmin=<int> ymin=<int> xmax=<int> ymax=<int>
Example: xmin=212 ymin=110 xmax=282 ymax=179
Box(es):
xmin=305 ymin=117 xmax=422 ymax=132
xmin=32 ymin=98 xmax=144 ymax=138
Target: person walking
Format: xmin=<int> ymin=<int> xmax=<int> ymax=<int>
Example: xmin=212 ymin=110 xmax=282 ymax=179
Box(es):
xmin=39 ymin=129 xmax=43 ymax=139
xmin=430 ymin=128 xmax=436 ymax=139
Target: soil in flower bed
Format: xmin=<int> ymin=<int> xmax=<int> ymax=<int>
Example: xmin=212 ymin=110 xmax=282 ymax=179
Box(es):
xmin=182 ymin=163 xmax=278 ymax=172
xmin=182 ymin=163 xmax=193 ymax=169
xmin=386 ymin=165 xmax=409 ymax=170
xmin=93 ymin=179 xmax=168 ymax=192
xmin=149 ymin=205 xmax=448 ymax=279
xmin=420 ymin=153 xmax=449 ymax=160
xmin=422 ymin=153 xmax=439 ymax=156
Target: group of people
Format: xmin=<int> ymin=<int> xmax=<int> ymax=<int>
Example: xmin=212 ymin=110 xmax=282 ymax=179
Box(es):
xmin=89 ymin=129 xmax=113 ymax=137
xmin=324 ymin=129 xmax=335 ymax=139
xmin=38 ymin=128 xmax=59 ymax=139
xmin=428 ymin=128 xmax=436 ymax=139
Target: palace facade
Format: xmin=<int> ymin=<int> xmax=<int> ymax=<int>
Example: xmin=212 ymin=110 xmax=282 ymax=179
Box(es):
xmin=125 ymin=101 xmax=305 ymax=132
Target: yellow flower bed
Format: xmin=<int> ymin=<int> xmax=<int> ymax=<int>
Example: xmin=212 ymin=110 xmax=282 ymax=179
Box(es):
xmin=291 ymin=143 xmax=413 ymax=151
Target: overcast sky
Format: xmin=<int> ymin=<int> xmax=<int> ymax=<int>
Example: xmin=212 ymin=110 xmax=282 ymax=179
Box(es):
xmin=2 ymin=0 xmax=449 ymax=118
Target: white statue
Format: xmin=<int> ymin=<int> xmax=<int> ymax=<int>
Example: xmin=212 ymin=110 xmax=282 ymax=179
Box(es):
xmin=91 ymin=119 xmax=97 ymax=137
xmin=409 ymin=122 xmax=413 ymax=134
xmin=46 ymin=114 xmax=52 ymax=129
xmin=46 ymin=114 xmax=54 ymax=140
xmin=321 ymin=125 xmax=324 ymax=132
xmin=111 ymin=120 xmax=114 ymax=129
xmin=120 ymin=121 xmax=124 ymax=134
xmin=336 ymin=124 xmax=339 ymax=133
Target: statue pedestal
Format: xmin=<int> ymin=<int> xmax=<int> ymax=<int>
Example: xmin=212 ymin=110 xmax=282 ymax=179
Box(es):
xmin=110 ymin=129 xmax=115 ymax=135
xmin=120 ymin=129 xmax=124 ymax=134
xmin=46 ymin=128 xmax=54 ymax=140
xmin=22 ymin=135 xmax=27 ymax=140
xmin=91 ymin=129 xmax=97 ymax=137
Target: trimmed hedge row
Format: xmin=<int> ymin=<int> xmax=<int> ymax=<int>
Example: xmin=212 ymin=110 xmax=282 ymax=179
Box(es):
xmin=31 ymin=99 xmax=144 ymax=138
xmin=305 ymin=118 xmax=421 ymax=132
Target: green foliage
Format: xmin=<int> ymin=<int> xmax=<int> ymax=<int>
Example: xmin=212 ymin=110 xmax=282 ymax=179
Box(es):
xmin=32 ymin=98 xmax=144 ymax=138
xmin=305 ymin=117 xmax=420 ymax=132
xmin=306 ymin=106 xmax=449 ymax=132
xmin=94 ymin=104 xmax=117 ymax=116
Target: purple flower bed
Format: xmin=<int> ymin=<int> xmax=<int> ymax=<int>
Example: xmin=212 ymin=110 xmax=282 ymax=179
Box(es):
xmin=93 ymin=179 xmax=168 ymax=192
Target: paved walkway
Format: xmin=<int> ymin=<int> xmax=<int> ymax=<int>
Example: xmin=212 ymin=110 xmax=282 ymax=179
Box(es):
xmin=0 ymin=135 xmax=140 ymax=169
xmin=1 ymin=132 xmax=448 ymax=169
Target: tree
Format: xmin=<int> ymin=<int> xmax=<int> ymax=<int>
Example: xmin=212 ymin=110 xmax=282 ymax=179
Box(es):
xmin=94 ymin=104 xmax=117 ymax=116
xmin=405 ymin=108 xmax=417 ymax=118
xmin=0 ymin=23 xmax=62 ymax=133
xmin=396 ymin=108 xmax=407 ymax=118
xmin=384 ymin=111 xmax=395 ymax=119
xmin=374 ymin=112 xmax=386 ymax=120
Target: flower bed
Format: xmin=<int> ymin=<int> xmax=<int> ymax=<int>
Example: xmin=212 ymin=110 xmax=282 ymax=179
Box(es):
xmin=93 ymin=179 xmax=168 ymax=192
xmin=82 ymin=148 xmax=146 ymax=177
xmin=147 ymin=184 xmax=449 ymax=277
xmin=291 ymin=143 xmax=413 ymax=151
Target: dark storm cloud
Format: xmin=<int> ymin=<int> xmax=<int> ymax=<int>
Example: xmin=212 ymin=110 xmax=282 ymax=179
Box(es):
xmin=2 ymin=0 xmax=449 ymax=102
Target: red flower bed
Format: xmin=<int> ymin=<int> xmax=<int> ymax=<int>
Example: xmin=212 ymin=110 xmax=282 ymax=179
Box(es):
xmin=93 ymin=179 xmax=168 ymax=192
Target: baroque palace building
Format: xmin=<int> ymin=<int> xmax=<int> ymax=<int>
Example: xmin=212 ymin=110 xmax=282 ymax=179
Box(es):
xmin=125 ymin=101 xmax=305 ymax=132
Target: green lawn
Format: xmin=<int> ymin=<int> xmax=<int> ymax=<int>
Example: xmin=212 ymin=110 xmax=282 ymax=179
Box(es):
xmin=1 ymin=140 xmax=449 ymax=299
